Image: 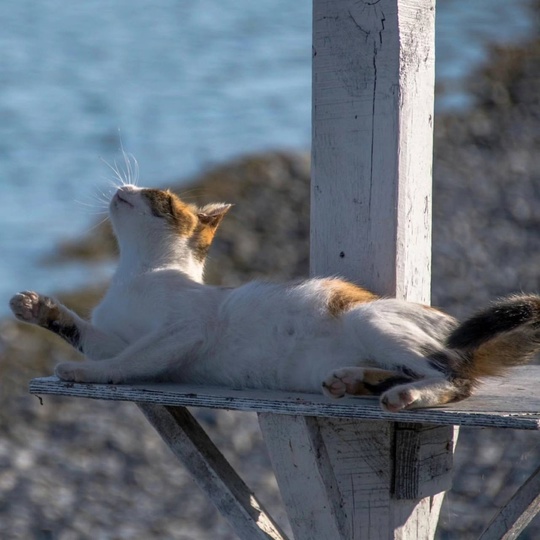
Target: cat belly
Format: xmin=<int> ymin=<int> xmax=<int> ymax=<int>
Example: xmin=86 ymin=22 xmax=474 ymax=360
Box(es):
xmin=186 ymin=308 xmax=364 ymax=393
xmin=189 ymin=297 xmax=450 ymax=392
xmin=189 ymin=338 xmax=356 ymax=393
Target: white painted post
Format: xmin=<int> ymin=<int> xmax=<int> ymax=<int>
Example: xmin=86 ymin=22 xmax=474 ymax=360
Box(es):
xmin=310 ymin=0 xmax=434 ymax=302
xmin=260 ymin=1 xmax=455 ymax=538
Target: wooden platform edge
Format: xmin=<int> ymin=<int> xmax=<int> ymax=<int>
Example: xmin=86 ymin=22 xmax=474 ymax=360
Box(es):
xmin=29 ymin=375 xmax=540 ymax=430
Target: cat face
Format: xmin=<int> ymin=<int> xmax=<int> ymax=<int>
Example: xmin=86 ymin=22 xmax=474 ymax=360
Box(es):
xmin=110 ymin=184 xmax=231 ymax=263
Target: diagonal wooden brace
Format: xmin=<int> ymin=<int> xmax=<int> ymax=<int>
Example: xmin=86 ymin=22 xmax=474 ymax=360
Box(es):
xmin=137 ymin=403 xmax=289 ymax=540
xmin=479 ymin=463 xmax=540 ymax=540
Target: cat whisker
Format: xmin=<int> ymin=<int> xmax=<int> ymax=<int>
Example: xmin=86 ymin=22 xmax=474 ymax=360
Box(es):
xmin=74 ymin=205 xmax=109 ymax=216
xmin=174 ymin=188 xmax=209 ymax=202
xmin=84 ymin=214 xmax=110 ymax=234
xmin=100 ymin=152 xmax=140 ymax=189
xmin=118 ymin=134 xmax=139 ymax=187
xmin=100 ymin=176 xmax=122 ymax=192
xmin=74 ymin=191 xmax=111 ymax=214
xmin=121 ymin=150 xmax=139 ymax=186
xmin=101 ymin=158 xmax=129 ymax=188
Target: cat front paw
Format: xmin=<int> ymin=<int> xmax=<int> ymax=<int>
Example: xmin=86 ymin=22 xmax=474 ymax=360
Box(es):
xmin=9 ymin=291 xmax=57 ymax=326
xmin=55 ymin=362 xmax=90 ymax=383
xmin=55 ymin=361 xmax=122 ymax=384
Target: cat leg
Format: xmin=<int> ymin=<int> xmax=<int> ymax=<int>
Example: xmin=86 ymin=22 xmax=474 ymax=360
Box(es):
xmin=380 ymin=378 xmax=473 ymax=412
xmin=55 ymin=321 xmax=204 ymax=384
xmin=322 ymin=367 xmax=415 ymax=398
xmin=9 ymin=291 xmax=127 ymax=359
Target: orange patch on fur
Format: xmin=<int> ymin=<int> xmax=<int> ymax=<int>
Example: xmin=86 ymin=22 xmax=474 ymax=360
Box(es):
xmin=190 ymin=225 xmax=218 ymax=262
xmin=444 ymin=379 xmax=474 ymax=403
xmin=346 ymin=369 xmax=404 ymax=396
xmin=421 ymin=304 xmax=445 ymax=314
xmin=326 ymin=279 xmax=378 ymax=317
xmin=142 ymin=189 xmax=198 ymax=236
xmin=189 ymin=203 xmax=232 ymax=262
xmin=464 ymin=331 xmax=539 ymax=380
xmin=142 ymin=189 xmax=231 ymax=260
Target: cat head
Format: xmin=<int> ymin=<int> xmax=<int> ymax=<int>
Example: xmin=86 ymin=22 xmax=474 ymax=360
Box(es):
xmin=109 ymin=184 xmax=231 ymax=281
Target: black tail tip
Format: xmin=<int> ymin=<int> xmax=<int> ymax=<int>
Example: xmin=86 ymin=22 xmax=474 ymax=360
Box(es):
xmin=447 ymin=295 xmax=540 ymax=351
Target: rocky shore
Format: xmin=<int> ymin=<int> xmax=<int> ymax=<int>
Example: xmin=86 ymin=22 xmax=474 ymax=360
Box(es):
xmin=3 ymin=7 xmax=540 ymax=540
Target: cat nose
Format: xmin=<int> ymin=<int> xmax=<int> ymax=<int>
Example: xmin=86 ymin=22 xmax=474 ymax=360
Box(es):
xmin=118 ymin=184 xmax=138 ymax=193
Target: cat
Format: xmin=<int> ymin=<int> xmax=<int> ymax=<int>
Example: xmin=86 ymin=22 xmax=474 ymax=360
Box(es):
xmin=9 ymin=184 xmax=540 ymax=412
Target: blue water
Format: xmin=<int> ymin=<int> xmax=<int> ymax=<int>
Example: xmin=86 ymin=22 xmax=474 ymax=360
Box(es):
xmin=0 ymin=0 xmax=535 ymax=315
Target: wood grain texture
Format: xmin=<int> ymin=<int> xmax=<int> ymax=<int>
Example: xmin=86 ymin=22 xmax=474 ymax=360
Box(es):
xmin=258 ymin=415 xmax=349 ymax=540
xmin=478 ymin=463 xmax=540 ymax=540
xmin=311 ymin=0 xmax=435 ymax=303
xmin=313 ymin=418 xmax=451 ymax=538
xmin=137 ymin=404 xmax=288 ymax=540
xmin=393 ymin=423 xmax=456 ymax=499
xmin=29 ymin=366 xmax=540 ymax=430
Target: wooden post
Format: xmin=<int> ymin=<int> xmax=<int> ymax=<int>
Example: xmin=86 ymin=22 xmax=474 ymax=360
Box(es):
xmin=259 ymin=0 xmax=454 ymax=538
xmin=310 ymin=0 xmax=434 ymax=301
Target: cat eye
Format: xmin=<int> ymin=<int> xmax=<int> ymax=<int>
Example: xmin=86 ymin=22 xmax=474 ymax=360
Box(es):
xmin=142 ymin=189 xmax=173 ymax=219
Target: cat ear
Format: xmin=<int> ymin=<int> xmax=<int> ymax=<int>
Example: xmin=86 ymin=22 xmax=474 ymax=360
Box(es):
xmin=197 ymin=203 xmax=232 ymax=228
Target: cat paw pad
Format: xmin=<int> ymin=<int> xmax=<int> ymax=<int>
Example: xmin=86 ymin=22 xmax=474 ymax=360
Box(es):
xmin=380 ymin=387 xmax=419 ymax=412
xmin=322 ymin=368 xmax=363 ymax=398
xmin=9 ymin=291 xmax=56 ymax=325
xmin=55 ymin=362 xmax=121 ymax=384
xmin=55 ymin=362 xmax=85 ymax=382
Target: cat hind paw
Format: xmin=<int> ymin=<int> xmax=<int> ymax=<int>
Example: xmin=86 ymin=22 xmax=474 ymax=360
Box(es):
xmin=322 ymin=368 xmax=366 ymax=399
xmin=380 ymin=387 xmax=419 ymax=412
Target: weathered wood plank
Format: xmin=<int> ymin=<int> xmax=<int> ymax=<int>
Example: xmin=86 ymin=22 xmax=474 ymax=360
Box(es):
xmin=137 ymin=404 xmax=288 ymax=540
xmin=29 ymin=366 xmax=540 ymax=430
xmin=478 ymin=463 xmax=540 ymax=540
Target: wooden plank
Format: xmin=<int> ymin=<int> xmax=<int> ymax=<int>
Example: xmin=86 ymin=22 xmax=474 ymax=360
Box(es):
xmin=258 ymin=414 xmax=349 ymax=540
xmin=29 ymin=366 xmax=540 ymax=430
xmin=137 ymin=404 xmax=288 ymax=540
xmin=478 ymin=463 xmax=540 ymax=540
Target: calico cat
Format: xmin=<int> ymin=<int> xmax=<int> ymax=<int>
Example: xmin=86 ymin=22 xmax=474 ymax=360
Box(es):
xmin=10 ymin=184 xmax=540 ymax=411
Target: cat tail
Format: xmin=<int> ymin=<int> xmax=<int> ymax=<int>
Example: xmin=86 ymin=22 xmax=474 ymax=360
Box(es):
xmin=445 ymin=294 xmax=540 ymax=383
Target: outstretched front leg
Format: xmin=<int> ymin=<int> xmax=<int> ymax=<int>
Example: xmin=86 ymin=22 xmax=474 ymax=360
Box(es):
xmin=10 ymin=291 xmax=127 ymax=360
xmin=55 ymin=320 xmax=204 ymax=384
xmin=322 ymin=367 xmax=415 ymax=399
